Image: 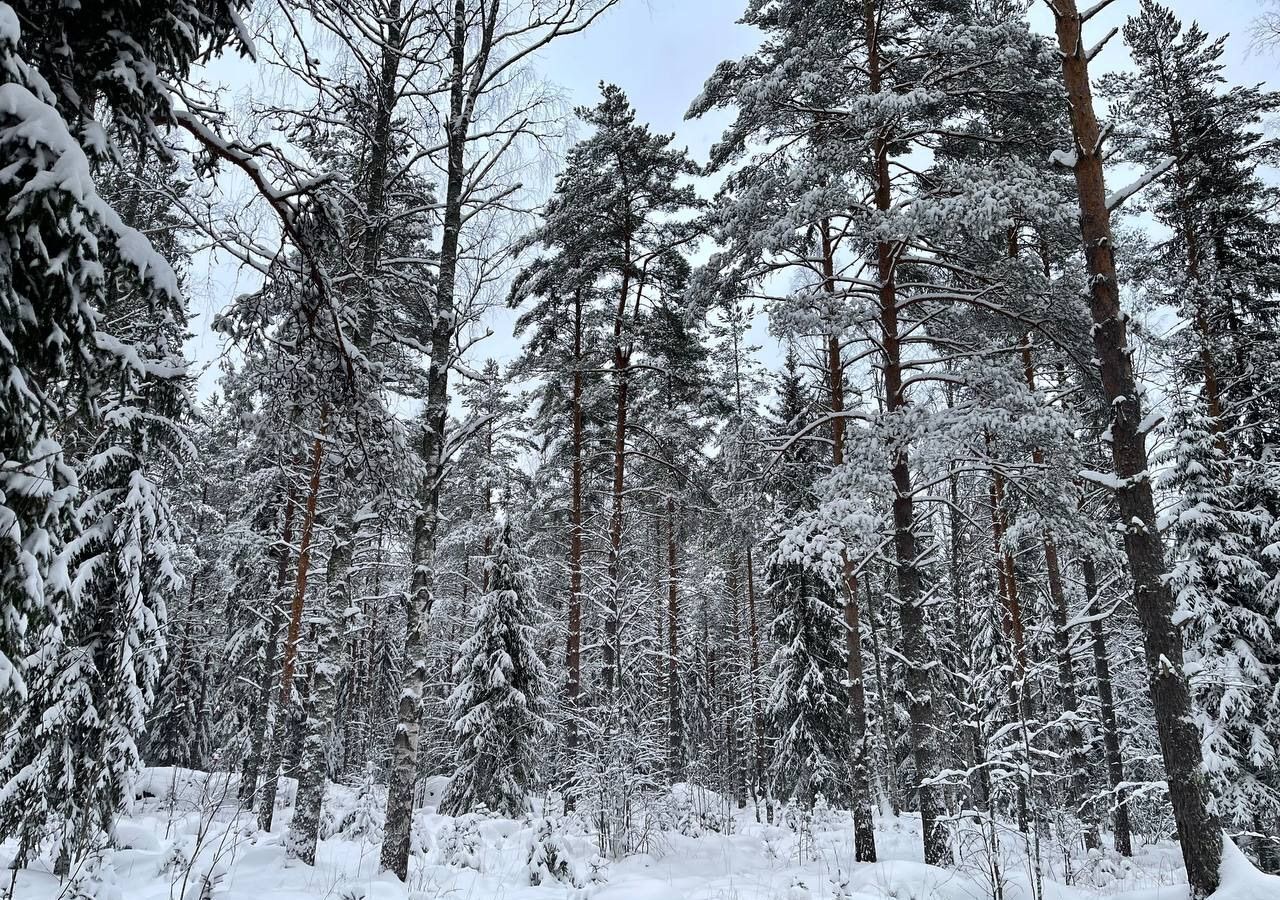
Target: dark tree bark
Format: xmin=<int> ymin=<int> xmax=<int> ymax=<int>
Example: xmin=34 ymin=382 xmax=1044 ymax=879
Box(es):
xmin=1021 ymin=342 xmax=1099 ymax=849
xmin=727 ymin=554 xmax=747 ymax=808
xmin=986 ymin=449 xmax=1032 ymax=835
xmin=240 ymin=487 xmax=296 ymax=808
xmin=666 ymin=494 xmax=682 ymax=781
xmin=1082 ymin=555 xmax=1133 ymax=857
xmin=381 ymin=0 xmax=477 ymax=878
xmin=1049 ymin=3 xmax=1222 ymax=892
xmin=604 ymin=251 xmax=633 ymax=697
xmin=863 ymin=571 xmax=899 ymax=817
xmin=820 ymin=222 xmax=877 ymax=862
xmin=746 ymin=546 xmax=768 ymax=819
xmin=566 ymin=290 xmax=586 ymax=775
xmin=864 ymin=0 xmax=948 ymax=855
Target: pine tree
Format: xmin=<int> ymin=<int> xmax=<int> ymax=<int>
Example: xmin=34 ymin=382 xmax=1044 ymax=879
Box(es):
xmin=537 ymin=83 xmax=699 ymax=698
xmin=439 ymin=520 xmax=552 ymax=817
xmin=511 ymin=247 xmax=610 ymax=780
xmin=693 ymin=0 xmax=1070 ymax=865
xmin=1046 ymin=0 xmax=1225 ymax=891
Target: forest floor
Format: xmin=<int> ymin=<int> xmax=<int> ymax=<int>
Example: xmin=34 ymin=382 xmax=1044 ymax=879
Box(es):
xmin=4 ymin=768 xmax=1276 ymax=900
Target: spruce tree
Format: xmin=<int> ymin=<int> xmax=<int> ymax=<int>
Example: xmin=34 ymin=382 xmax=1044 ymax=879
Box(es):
xmin=439 ymin=520 xmax=551 ymax=817
xmin=0 ymin=0 xmax=246 ymax=872
xmin=766 ymin=558 xmax=849 ymax=810
xmin=1164 ymin=402 xmax=1280 ymax=859
xmin=1105 ymin=0 xmax=1280 ymax=452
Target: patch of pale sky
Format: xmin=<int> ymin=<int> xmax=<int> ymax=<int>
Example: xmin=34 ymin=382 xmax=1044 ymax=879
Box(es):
xmin=182 ymin=0 xmax=1275 ymax=401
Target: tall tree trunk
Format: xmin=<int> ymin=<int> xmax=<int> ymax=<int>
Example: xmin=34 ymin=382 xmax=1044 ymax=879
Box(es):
xmin=1050 ymin=4 xmax=1222 ymax=892
xmin=863 ymin=571 xmax=899 ymax=817
xmin=566 ymin=290 xmax=585 ymax=779
xmin=986 ymin=448 xmax=1031 ymax=835
xmin=746 ymin=545 xmax=768 ymax=817
xmin=1082 ymin=555 xmax=1133 ymax=857
xmin=291 ymin=13 xmax=405 ymax=841
xmin=821 ymin=220 xmax=877 ymax=862
xmin=666 ymin=494 xmax=681 ymax=781
xmin=604 ymin=263 xmax=632 ymax=696
xmin=865 ymin=0 xmax=947 ymax=861
xmin=1021 ymin=341 xmax=1099 ymax=849
xmin=727 ymin=554 xmax=747 ymax=808
xmin=240 ymin=487 xmax=296 ymax=808
xmin=356 ymin=0 xmax=404 ymax=346
xmin=287 ymin=530 xmax=352 ymax=864
xmin=381 ymin=1 xmax=473 ymax=878
xmin=259 ymin=432 xmax=325 ymax=832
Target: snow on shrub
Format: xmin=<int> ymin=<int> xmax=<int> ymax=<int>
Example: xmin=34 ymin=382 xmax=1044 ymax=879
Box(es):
xmin=66 ymin=846 xmax=123 ymax=900
xmin=526 ymin=816 xmax=575 ymax=886
xmin=320 ymin=764 xmax=385 ymax=842
xmin=155 ymin=839 xmax=191 ymax=877
xmin=434 ymin=814 xmax=483 ymax=870
xmin=668 ymin=782 xmax=732 ymax=837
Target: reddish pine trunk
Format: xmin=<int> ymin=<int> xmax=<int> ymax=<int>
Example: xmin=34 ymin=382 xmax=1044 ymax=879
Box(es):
xmin=259 ymin=431 xmax=325 ymax=832
xmin=1050 ymin=3 xmax=1221 ymax=892
xmin=985 ymin=445 xmax=1031 ymax=834
xmin=863 ymin=0 xmax=947 ymax=862
xmin=604 ymin=251 xmax=633 ymax=696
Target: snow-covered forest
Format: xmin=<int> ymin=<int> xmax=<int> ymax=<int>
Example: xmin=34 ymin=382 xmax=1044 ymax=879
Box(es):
xmin=3 ymin=0 xmax=1280 ymax=898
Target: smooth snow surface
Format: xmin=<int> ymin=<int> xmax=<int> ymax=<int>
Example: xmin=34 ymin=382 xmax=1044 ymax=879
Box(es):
xmin=5 ymin=768 xmax=1277 ymax=900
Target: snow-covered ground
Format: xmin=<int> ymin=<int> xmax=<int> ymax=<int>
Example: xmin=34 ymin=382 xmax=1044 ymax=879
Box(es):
xmin=6 ymin=768 xmax=1277 ymax=900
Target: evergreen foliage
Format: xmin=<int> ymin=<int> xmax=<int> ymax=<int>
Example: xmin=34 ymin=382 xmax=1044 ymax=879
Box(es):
xmin=439 ymin=520 xmax=551 ymax=817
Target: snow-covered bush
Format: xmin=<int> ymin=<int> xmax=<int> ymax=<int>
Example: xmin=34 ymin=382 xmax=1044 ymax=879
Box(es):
xmin=1079 ymin=847 xmax=1137 ymax=891
xmin=810 ymin=794 xmax=839 ymax=832
xmin=584 ymin=851 xmax=609 ymax=887
xmin=66 ymin=845 xmax=123 ymax=900
xmin=828 ymin=870 xmax=852 ymax=900
xmin=669 ymin=783 xmax=732 ymax=837
xmin=434 ymin=814 xmax=483 ymax=870
xmin=526 ymin=816 xmax=575 ymax=886
xmin=785 ymin=877 xmax=811 ymax=900
xmin=155 ymin=839 xmax=192 ymax=877
xmin=187 ymin=857 xmax=229 ymax=900
xmin=321 ymin=765 xmax=385 ymax=842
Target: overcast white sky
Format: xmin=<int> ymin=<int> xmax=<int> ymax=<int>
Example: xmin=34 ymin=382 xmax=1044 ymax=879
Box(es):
xmin=184 ymin=0 xmax=1277 ymax=397
xmin=533 ymin=0 xmax=1273 ymax=151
